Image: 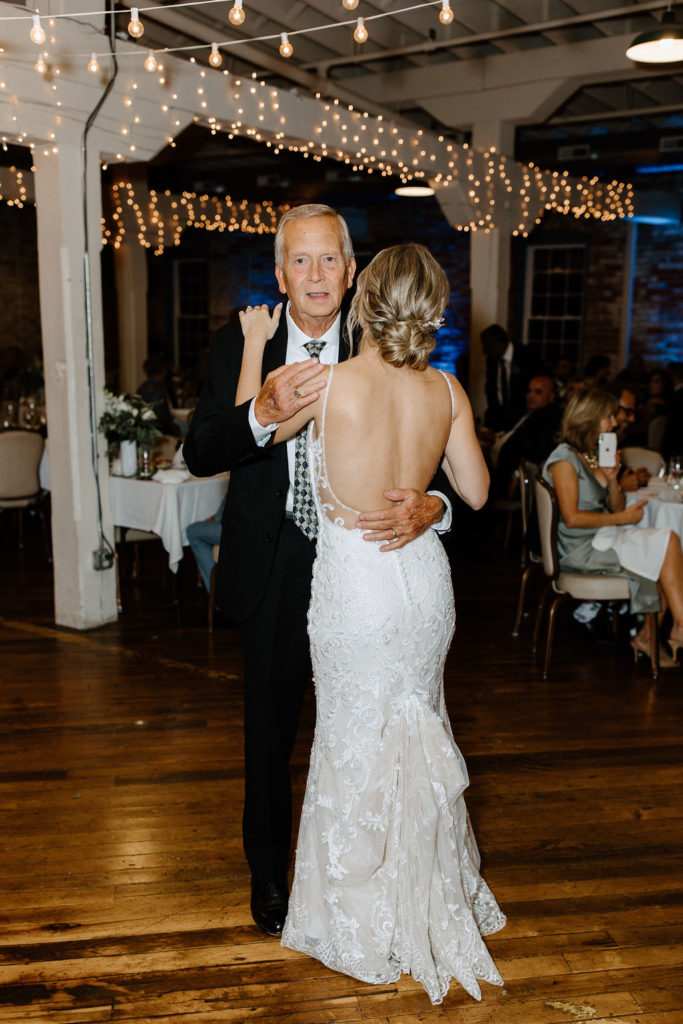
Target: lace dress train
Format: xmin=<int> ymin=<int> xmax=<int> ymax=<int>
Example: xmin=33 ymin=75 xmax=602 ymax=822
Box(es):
xmin=281 ymin=369 xmax=505 ymax=1005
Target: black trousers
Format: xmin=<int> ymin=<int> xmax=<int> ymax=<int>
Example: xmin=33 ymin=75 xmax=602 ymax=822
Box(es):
xmin=239 ymin=518 xmax=315 ymax=884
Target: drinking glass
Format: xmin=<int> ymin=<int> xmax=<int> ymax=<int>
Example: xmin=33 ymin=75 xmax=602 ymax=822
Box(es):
xmin=669 ymin=455 xmax=683 ymax=490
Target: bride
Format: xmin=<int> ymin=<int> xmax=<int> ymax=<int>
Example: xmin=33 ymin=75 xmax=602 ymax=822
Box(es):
xmin=237 ymin=243 xmax=506 ymax=1005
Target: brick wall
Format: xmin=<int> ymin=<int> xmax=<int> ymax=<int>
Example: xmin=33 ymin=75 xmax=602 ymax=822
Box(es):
xmin=0 ymin=203 xmax=42 ymax=380
xmin=631 ymin=222 xmax=683 ymax=366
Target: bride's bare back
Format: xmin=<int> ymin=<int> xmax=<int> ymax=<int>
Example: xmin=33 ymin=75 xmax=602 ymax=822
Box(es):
xmin=309 ymin=349 xmax=488 ymax=523
xmin=318 ymin=356 xmax=452 ymax=518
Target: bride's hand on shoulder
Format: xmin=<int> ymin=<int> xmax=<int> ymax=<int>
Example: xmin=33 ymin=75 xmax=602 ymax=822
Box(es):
xmin=239 ymin=302 xmax=283 ymax=345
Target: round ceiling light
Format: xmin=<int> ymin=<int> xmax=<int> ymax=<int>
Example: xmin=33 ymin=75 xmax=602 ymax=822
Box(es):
xmin=626 ymin=9 xmax=683 ymax=63
xmin=394 ymin=185 xmax=435 ymax=197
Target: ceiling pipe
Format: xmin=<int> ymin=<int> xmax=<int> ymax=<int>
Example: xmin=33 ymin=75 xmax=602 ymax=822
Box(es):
xmin=549 ymin=100 xmax=683 ymax=125
xmin=308 ymin=1 xmax=673 ymax=76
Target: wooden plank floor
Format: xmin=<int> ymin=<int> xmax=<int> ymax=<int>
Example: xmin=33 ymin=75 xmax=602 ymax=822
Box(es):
xmin=1 ymin=516 xmax=682 ymax=1024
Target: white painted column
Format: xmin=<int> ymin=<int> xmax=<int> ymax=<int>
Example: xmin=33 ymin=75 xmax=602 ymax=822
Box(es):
xmin=115 ymin=239 xmax=149 ymax=394
xmin=34 ymin=143 xmax=118 ymax=629
xmin=468 ymin=121 xmax=515 ymax=421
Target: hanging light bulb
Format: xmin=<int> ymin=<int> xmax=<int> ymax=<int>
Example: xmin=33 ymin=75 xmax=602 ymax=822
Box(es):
xmin=34 ymin=55 xmax=47 ymax=74
xmin=209 ymin=42 xmax=223 ymax=67
xmin=228 ymin=0 xmax=245 ymax=25
xmin=279 ymin=32 xmax=293 ymax=57
xmin=353 ymin=16 xmax=368 ymax=43
xmin=87 ymin=52 xmax=100 ymax=74
xmin=626 ymin=8 xmax=683 ymax=63
xmin=144 ymin=50 xmax=158 ymax=72
xmin=439 ymin=0 xmax=454 ymax=25
xmin=128 ymin=8 xmax=144 ymax=39
xmin=30 ymin=14 xmax=46 ymax=45
xmin=342 ymin=0 xmax=359 ymax=9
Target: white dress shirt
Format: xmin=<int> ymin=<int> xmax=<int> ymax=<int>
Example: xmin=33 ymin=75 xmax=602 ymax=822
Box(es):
xmin=248 ymin=303 xmax=451 ymax=529
xmin=248 ymin=305 xmax=340 ymax=512
xmin=497 ymin=341 xmax=514 ymax=406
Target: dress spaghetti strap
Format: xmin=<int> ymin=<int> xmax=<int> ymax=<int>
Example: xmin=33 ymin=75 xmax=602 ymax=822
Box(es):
xmin=438 ymin=368 xmax=456 ymax=422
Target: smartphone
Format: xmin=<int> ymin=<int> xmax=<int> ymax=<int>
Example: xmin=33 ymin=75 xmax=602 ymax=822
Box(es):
xmin=598 ymin=431 xmax=617 ymax=468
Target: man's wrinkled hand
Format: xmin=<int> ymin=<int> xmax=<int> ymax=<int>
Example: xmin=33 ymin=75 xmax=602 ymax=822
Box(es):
xmin=357 ymin=489 xmax=444 ymax=551
xmin=253 ymin=360 xmax=327 ymax=427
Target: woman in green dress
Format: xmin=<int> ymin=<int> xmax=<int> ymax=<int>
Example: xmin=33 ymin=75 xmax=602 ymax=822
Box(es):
xmin=542 ymin=388 xmax=683 ymax=668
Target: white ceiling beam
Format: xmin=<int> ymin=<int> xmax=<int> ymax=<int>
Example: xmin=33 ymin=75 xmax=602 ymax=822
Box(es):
xmin=345 ymin=32 xmax=673 ymax=128
xmin=310 ymin=0 xmax=669 ymax=75
xmin=117 ymin=0 xmax=403 ymax=121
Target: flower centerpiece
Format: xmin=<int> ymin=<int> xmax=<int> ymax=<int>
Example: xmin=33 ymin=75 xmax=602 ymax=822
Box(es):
xmin=99 ymin=390 xmax=162 ymax=474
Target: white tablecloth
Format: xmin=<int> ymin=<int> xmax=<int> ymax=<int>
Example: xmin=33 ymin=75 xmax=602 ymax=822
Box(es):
xmin=626 ymin=479 xmax=683 ymax=533
xmin=110 ymin=473 xmax=228 ymax=572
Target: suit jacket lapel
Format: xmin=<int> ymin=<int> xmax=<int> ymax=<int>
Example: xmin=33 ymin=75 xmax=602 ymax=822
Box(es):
xmin=262 ymin=318 xmax=288 ymax=380
xmin=338 ymin=320 xmax=351 ymax=363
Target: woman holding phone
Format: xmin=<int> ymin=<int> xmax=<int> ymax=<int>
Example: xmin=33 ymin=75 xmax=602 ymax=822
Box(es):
xmin=542 ymin=388 xmax=683 ymax=668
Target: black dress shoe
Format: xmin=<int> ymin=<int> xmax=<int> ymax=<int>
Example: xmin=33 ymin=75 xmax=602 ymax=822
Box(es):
xmin=250 ymin=880 xmax=289 ymax=936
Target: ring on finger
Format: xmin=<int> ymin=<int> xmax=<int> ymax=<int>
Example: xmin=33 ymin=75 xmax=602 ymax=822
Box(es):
xmin=391 ymin=528 xmax=398 ymax=540
xmin=293 ymin=387 xmax=302 ymax=399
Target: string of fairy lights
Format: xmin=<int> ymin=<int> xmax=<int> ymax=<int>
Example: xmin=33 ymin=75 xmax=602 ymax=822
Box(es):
xmin=3 ymin=0 xmax=456 ymax=70
xmin=0 ymin=0 xmax=635 ymax=234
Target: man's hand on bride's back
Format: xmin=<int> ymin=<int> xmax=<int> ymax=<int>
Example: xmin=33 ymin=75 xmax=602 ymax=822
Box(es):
xmin=357 ymin=490 xmax=444 ymax=551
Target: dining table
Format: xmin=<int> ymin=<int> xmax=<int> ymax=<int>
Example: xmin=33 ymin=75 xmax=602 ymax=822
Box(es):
xmin=625 ymin=477 xmax=683 ymax=532
xmin=109 ymin=470 xmax=229 ymax=572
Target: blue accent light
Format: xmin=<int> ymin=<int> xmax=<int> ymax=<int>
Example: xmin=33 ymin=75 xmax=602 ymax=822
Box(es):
xmin=635 ymin=162 xmax=683 ymax=174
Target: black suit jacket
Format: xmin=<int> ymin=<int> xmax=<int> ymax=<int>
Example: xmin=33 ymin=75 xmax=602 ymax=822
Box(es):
xmin=184 ymin=317 xmax=351 ymax=623
xmin=662 ymin=387 xmax=683 ymax=461
xmin=492 ymin=402 xmax=562 ymax=497
xmin=484 ymin=345 xmax=539 ymax=432
xmin=185 ymin=316 xmax=455 ymax=624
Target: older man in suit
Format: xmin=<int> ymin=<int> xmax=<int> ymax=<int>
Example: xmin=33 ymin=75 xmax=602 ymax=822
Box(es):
xmin=184 ymin=205 xmax=450 ymax=937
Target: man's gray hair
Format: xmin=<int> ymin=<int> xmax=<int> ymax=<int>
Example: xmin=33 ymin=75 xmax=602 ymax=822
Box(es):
xmin=275 ymin=204 xmax=354 ymax=266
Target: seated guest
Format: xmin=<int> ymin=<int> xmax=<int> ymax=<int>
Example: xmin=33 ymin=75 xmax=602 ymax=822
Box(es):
xmin=543 ymin=388 xmax=683 ymax=668
xmin=572 ymin=381 xmax=650 ymax=640
xmin=662 ymin=362 xmax=683 ymax=461
xmin=564 ymin=375 xmax=589 ymax=404
xmin=552 ymin=356 xmax=574 ymax=403
xmin=137 ymin=354 xmax=181 ymax=437
xmin=614 ymin=352 xmax=648 ymax=403
xmin=187 ymin=498 xmax=224 ymax=593
xmin=583 ymin=354 xmax=611 ymax=386
xmin=611 ymin=383 xmax=650 ymax=491
xmin=491 ymin=375 xmax=561 ymax=498
xmin=481 ymin=324 xmax=537 ymax=432
xmin=645 ymin=368 xmax=674 ymax=418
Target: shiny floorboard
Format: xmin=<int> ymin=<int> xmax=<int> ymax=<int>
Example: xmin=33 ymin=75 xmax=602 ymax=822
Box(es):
xmin=1 ymin=517 xmax=682 ymax=1023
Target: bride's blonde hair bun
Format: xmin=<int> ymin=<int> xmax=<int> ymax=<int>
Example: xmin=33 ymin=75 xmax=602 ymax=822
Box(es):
xmin=347 ymin=243 xmax=449 ymax=371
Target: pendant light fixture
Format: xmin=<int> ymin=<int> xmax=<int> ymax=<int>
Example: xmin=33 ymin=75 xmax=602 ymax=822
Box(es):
xmin=626 ymin=4 xmax=683 ymax=63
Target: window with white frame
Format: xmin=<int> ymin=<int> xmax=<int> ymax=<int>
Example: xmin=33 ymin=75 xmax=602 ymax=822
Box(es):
xmin=173 ymin=259 xmax=209 ymax=371
xmin=523 ymin=243 xmax=586 ymax=368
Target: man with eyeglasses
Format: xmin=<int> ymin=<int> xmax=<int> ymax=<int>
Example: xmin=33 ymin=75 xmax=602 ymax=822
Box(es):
xmin=614 ymin=384 xmax=650 ymax=491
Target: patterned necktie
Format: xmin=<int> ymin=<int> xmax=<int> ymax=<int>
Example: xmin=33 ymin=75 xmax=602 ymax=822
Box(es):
xmin=292 ymin=340 xmax=326 ymax=540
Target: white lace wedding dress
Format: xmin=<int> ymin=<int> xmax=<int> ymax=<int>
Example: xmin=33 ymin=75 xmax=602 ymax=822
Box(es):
xmin=281 ymin=367 xmax=506 ymax=1005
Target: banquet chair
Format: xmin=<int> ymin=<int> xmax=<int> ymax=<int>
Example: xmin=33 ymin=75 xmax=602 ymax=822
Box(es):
xmin=620 ymin=446 xmax=665 ymax=477
xmin=532 ymin=477 xmax=660 ymax=681
xmin=647 ymin=416 xmax=667 ymax=454
xmin=208 ymin=543 xmax=220 ymax=633
xmin=0 ymin=429 xmax=51 ymax=561
xmin=115 ymin=525 xmax=159 ymax=580
xmin=511 ymin=460 xmax=541 ymax=636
